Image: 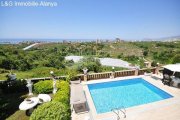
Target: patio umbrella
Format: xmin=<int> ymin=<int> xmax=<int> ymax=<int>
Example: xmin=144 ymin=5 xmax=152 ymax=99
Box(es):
xmin=163 ymin=64 xmax=180 ymax=72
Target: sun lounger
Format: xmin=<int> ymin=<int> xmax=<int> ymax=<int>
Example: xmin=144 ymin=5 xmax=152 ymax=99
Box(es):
xmin=70 ymin=84 xmax=89 ymax=113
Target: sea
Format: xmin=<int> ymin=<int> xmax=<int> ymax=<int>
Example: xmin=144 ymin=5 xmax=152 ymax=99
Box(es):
xmin=0 ymin=39 xmax=98 ymax=44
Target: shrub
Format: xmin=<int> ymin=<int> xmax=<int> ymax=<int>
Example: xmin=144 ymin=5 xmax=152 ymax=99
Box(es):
xmin=124 ymin=55 xmax=139 ymax=61
xmin=30 ymin=101 xmax=70 ymax=120
xmin=34 ymin=80 xmax=53 ymax=94
xmin=0 ymin=69 xmax=9 ymax=74
xmin=0 ymin=80 xmax=27 ymax=94
xmin=33 ymin=79 xmax=68 ymax=94
xmin=143 ymin=50 xmax=148 ymax=56
xmin=76 ymin=57 xmax=102 ymax=73
xmin=31 ymin=81 xmax=70 ymax=120
xmin=54 ymin=81 xmax=70 ymax=106
xmin=117 ymin=53 xmax=123 ymax=59
xmin=145 ymin=68 xmax=151 ymax=73
xmin=151 ymin=61 xmax=158 ymax=67
xmin=57 ymin=81 xmax=70 ymax=93
xmin=53 ymin=90 xmax=69 ymax=106
xmin=64 ymin=69 xmax=78 ymax=81
xmin=0 ymin=98 xmax=9 ymax=119
xmin=171 ymin=54 xmax=180 ymax=64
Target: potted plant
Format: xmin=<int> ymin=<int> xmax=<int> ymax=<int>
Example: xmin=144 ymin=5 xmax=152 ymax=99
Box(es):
xmin=144 ymin=68 xmax=152 ymax=76
xmin=7 ymin=73 xmax=16 ymax=81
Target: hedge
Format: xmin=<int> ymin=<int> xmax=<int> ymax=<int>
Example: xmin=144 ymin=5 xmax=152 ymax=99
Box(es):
xmin=34 ymin=80 xmax=53 ymax=94
xmin=0 ymin=98 xmax=8 ymax=119
xmin=57 ymin=81 xmax=70 ymax=93
xmin=0 ymin=80 xmax=27 ymax=94
xmin=53 ymin=81 xmax=70 ymax=106
xmin=31 ymin=80 xmax=70 ymax=120
xmin=30 ymin=101 xmax=70 ymax=120
xmin=33 ymin=80 xmax=68 ymax=94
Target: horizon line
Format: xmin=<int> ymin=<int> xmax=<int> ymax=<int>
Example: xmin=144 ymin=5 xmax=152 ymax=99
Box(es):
xmin=0 ymin=35 xmax=180 ymax=41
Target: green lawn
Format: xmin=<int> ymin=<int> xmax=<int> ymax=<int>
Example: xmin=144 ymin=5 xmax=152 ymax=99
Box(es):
xmin=0 ymin=67 xmax=63 ymax=81
xmin=0 ymin=91 xmax=55 ymax=120
xmin=6 ymin=110 xmax=29 ymax=120
xmin=0 ymin=73 xmax=8 ymax=80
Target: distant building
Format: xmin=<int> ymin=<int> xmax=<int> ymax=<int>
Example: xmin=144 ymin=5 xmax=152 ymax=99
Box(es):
xmin=105 ymin=40 xmax=110 ymax=43
xmin=116 ymin=38 xmax=120 ymax=41
xmin=63 ymin=40 xmax=67 ymax=43
xmin=115 ymin=38 xmax=124 ymax=43
xmin=96 ymin=39 xmax=101 ymax=44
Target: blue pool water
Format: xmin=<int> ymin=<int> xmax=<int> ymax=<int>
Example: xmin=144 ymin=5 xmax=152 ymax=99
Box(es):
xmin=88 ymin=78 xmax=173 ymax=113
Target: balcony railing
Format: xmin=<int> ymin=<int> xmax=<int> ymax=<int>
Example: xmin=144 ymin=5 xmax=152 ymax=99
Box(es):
xmin=87 ymin=72 xmax=112 ymax=80
xmin=138 ymin=68 xmax=156 ymax=75
xmin=0 ymin=67 xmax=158 ymax=82
xmin=115 ymin=70 xmax=135 ymax=77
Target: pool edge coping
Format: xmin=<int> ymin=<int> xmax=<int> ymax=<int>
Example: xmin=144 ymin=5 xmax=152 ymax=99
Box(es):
xmin=82 ymin=75 xmax=180 ymax=120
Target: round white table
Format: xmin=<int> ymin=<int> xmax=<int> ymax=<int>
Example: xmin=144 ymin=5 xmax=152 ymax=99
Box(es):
xmin=19 ymin=97 xmax=39 ymax=110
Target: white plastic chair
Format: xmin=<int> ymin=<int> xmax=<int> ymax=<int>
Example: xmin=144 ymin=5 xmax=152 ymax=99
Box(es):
xmin=38 ymin=94 xmax=51 ymax=103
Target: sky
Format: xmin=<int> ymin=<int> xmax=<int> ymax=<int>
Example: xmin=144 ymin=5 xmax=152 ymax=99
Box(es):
xmin=0 ymin=0 xmax=180 ymax=40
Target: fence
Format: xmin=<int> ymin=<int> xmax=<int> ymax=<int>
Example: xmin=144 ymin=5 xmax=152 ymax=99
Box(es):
xmin=0 ymin=67 xmax=158 ymax=83
xmin=115 ymin=70 xmax=135 ymax=77
xmin=138 ymin=67 xmax=156 ymax=75
xmin=87 ymin=72 xmax=112 ymax=80
xmin=83 ymin=67 xmax=157 ymax=81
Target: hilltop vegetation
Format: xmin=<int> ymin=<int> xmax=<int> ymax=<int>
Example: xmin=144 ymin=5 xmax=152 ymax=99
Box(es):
xmin=132 ymin=41 xmax=180 ymax=64
xmin=0 ymin=41 xmax=179 ymax=80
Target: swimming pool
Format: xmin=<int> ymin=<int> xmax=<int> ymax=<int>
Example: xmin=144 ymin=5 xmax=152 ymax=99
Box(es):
xmin=88 ymin=78 xmax=173 ymax=113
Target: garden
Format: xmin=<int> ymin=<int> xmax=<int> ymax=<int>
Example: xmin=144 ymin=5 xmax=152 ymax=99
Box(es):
xmin=0 ymin=79 xmax=71 ymax=120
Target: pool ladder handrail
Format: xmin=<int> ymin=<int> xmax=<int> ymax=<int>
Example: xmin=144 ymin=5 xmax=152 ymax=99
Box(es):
xmin=111 ymin=106 xmax=126 ymax=120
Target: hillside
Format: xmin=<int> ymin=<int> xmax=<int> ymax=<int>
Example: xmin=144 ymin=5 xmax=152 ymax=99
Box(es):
xmin=0 ymin=41 xmax=179 ymax=80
